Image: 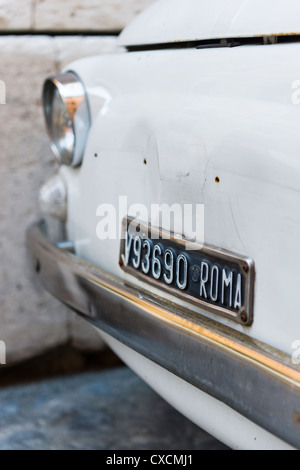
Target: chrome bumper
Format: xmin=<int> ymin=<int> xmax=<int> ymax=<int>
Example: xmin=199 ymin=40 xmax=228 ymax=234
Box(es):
xmin=27 ymin=221 xmax=300 ymax=448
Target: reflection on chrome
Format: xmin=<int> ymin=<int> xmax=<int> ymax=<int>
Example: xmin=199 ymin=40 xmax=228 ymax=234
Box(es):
xmin=27 ymin=220 xmax=300 ymax=449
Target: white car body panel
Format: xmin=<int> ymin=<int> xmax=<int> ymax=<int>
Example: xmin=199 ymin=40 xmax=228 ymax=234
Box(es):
xmin=33 ymin=0 xmax=300 ymax=449
xmin=119 ymin=0 xmax=300 ymax=46
xmin=63 ymin=43 xmax=300 ymax=358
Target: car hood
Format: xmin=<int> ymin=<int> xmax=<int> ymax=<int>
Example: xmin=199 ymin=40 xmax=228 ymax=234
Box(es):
xmin=119 ymin=0 xmax=300 ymax=47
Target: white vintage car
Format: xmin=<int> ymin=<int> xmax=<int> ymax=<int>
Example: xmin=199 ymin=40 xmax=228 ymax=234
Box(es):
xmin=27 ymin=0 xmax=300 ymax=450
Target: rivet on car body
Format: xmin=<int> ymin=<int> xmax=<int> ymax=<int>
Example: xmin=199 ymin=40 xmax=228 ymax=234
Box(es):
xmin=241 ymin=313 xmax=248 ymax=324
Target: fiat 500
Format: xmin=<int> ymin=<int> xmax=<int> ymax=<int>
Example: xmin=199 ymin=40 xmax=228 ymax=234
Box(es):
xmin=27 ymin=0 xmax=300 ymax=450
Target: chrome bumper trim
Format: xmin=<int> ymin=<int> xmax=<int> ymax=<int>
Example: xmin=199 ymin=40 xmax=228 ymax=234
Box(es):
xmin=27 ymin=221 xmax=300 ymax=448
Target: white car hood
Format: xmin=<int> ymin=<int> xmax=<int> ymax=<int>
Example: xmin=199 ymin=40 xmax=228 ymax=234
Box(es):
xmin=119 ymin=0 xmax=300 ymax=47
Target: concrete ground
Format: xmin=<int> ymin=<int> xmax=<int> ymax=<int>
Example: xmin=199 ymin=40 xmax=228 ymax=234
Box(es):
xmin=0 ymin=367 xmax=228 ymax=450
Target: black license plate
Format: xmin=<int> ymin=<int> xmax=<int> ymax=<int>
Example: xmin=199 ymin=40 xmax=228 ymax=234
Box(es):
xmin=120 ymin=218 xmax=254 ymax=326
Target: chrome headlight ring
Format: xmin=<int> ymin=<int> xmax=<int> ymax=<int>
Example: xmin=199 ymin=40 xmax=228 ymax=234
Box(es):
xmin=43 ymin=72 xmax=91 ymax=167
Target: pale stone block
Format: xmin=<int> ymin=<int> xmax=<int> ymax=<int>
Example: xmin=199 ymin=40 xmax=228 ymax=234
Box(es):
xmin=0 ymin=36 xmax=69 ymax=364
xmin=53 ymin=36 xmax=118 ymax=68
xmin=0 ymin=36 xmax=115 ymax=364
xmin=0 ymin=0 xmax=32 ymax=30
xmin=34 ymin=0 xmax=155 ymax=32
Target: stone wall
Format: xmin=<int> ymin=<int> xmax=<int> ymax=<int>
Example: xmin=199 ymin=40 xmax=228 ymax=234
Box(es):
xmin=0 ymin=0 xmax=154 ymax=31
xmin=0 ymin=1 xmax=155 ymax=365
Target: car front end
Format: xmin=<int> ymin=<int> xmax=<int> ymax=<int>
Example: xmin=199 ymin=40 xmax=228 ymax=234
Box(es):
xmin=27 ymin=0 xmax=300 ymax=450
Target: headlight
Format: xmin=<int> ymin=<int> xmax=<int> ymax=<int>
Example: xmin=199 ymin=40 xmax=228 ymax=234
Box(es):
xmin=43 ymin=72 xmax=90 ymax=166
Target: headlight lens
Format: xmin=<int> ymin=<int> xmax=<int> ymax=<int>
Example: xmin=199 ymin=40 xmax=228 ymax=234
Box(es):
xmin=43 ymin=72 xmax=90 ymax=166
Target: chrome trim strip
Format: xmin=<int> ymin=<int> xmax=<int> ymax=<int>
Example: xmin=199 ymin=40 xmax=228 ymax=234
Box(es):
xmin=27 ymin=221 xmax=300 ymax=448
